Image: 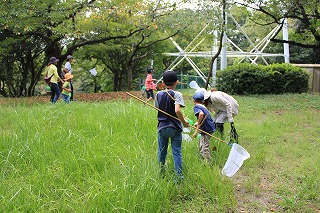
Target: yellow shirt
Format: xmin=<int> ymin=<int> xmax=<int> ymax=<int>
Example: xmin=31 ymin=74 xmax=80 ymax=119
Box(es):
xmin=47 ymin=64 xmax=59 ymax=83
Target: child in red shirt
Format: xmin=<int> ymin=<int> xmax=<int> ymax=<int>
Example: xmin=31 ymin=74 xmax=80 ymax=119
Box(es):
xmin=145 ymin=68 xmax=157 ymax=102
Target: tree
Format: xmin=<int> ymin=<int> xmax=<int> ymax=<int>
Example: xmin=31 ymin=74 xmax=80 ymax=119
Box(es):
xmin=68 ymin=1 xmax=183 ymax=92
xmin=0 ymin=0 xmax=177 ymax=97
xmin=238 ymin=0 xmax=320 ymax=63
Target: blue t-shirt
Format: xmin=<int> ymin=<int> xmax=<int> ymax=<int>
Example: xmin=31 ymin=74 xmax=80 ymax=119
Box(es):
xmin=193 ymin=104 xmax=216 ymax=134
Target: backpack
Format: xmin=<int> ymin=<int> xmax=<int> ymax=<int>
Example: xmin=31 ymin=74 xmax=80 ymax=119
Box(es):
xmin=44 ymin=74 xmax=54 ymax=84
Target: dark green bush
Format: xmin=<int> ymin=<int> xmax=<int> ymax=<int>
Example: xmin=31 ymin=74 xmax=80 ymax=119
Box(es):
xmin=216 ymin=63 xmax=309 ymax=95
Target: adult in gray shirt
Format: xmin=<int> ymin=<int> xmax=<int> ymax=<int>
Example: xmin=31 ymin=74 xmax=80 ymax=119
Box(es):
xmin=197 ymin=88 xmax=239 ymax=135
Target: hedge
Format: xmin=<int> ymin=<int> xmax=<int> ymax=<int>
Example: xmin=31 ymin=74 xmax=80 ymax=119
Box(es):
xmin=216 ymin=63 xmax=309 ymax=95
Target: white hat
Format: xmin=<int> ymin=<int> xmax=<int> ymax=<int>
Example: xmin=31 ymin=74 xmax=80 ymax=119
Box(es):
xmin=204 ymin=91 xmax=211 ymax=100
xmin=196 ymin=88 xmax=210 ymax=100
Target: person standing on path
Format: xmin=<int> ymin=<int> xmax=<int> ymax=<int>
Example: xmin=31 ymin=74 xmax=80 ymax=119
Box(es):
xmin=145 ymin=67 xmax=157 ymax=102
xmin=155 ymin=70 xmax=190 ymax=182
xmin=46 ymin=57 xmax=64 ymax=103
xmin=62 ymin=73 xmax=73 ymax=103
xmin=64 ymin=55 xmax=74 ymax=101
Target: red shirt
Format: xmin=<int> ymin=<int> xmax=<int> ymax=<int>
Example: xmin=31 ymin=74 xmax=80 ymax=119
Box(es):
xmin=145 ymin=74 xmax=156 ymax=90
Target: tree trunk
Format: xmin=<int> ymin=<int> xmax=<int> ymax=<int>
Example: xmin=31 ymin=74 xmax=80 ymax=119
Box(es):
xmin=0 ymin=80 xmax=8 ymax=97
xmin=127 ymin=66 xmax=133 ymax=90
xmin=45 ymin=43 xmax=62 ymax=74
xmin=93 ymin=77 xmax=98 ymax=93
xmin=113 ymin=70 xmax=120 ymax=91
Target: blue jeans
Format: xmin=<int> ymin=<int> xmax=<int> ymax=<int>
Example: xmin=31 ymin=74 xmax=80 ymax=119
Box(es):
xmin=50 ymin=83 xmax=60 ymax=103
xmin=158 ymin=127 xmax=183 ymax=176
xmin=62 ymin=94 xmax=70 ymax=103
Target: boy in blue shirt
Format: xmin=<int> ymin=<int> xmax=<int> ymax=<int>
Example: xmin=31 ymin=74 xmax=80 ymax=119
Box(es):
xmin=192 ymin=91 xmax=216 ymax=162
xmin=155 ymin=70 xmax=190 ymax=181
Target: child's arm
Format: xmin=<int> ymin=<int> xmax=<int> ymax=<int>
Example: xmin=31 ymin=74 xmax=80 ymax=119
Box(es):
xmin=175 ymin=104 xmax=190 ymax=128
xmin=62 ymin=83 xmax=71 ymax=92
xmin=193 ymin=111 xmax=204 ymax=138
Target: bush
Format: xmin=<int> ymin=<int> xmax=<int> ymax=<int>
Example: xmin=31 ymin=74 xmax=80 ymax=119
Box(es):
xmin=216 ymin=63 xmax=309 ymax=95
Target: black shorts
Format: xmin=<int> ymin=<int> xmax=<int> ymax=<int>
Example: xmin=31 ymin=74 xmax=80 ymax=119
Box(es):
xmin=146 ymin=89 xmax=154 ymax=99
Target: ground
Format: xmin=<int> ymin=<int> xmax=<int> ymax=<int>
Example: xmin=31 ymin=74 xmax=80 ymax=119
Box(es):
xmin=233 ymin=173 xmax=281 ymax=212
xmin=0 ymin=91 xmax=141 ymax=105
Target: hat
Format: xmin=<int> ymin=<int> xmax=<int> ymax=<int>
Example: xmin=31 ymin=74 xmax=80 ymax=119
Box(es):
xmin=162 ymin=70 xmax=177 ymax=85
xmin=67 ymin=55 xmax=73 ymax=60
xmin=193 ymin=91 xmax=204 ymax=102
xmin=49 ymin=57 xmax=59 ymax=64
xmin=196 ymin=88 xmax=210 ymax=100
xmin=64 ymin=73 xmax=74 ymax=81
xmin=204 ymin=91 xmax=211 ymax=100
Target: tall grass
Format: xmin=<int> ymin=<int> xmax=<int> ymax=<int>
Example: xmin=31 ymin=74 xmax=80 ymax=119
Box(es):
xmin=0 ymin=98 xmax=233 ymax=212
xmin=0 ymin=93 xmax=319 ymax=212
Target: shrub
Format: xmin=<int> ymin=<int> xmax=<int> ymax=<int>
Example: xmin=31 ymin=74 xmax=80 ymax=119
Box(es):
xmin=216 ymin=63 xmax=309 ymax=94
xmin=266 ymin=64 xmax=309 ymax=93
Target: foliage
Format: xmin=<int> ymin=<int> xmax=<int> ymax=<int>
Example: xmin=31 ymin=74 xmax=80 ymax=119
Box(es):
xmin=0 ymin=0 xmax=178 ymax=96
xmin=240 ymin=0 xmax=320 ymax=63
xmin=2 ymin=0 xmax=319 ymax=96
xmin=216 ymin=63 xmax=309 ymax=94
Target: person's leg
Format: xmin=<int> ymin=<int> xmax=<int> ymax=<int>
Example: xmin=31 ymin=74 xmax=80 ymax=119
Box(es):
xmin=170 ymin=129 xmax=183 ymax=177
xmin=140 ymin=88 xmax=146 ymax=98
xmin=150 ymin=90 xmax=154 ymax=100
xmin=158 ymin=128 xmax=170 ymax=167
xmin=199 ymin=134 xmax=211 ymax=162
xmin=52 ymin=83 xmax=60 ymax=103
xmin=70 ymin=82 xmax=73 ymax=101
xmin=50 ymin=83 xmax=59 ymax=103
xmin=214 ymin=111 xmax=227 ymax=136
xmin=62 ymin=94 xmax=67 ymax=103
xmin=215 ymin=123 xmax=224 ymax=135
xmin=49 ymin=83 xmax=54 ymax=103
xmin=62 ymin=94 xmax=70 ymax=103
xmin=146 ymin=90 xmax=152 ymax=102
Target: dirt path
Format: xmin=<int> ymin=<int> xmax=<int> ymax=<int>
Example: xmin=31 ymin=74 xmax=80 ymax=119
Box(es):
xmin=0 ymin=91 xmax=141 ymax=106
xmin=233 ymin=173 xmax=281 ymax=212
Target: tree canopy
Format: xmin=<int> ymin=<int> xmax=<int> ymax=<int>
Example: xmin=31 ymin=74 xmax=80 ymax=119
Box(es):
xmin=0 ymin=0 xmax=178 ymax=96
xmin=1 ymin=0 xmax=319 ymax=97
xmin=238 ymin=0 xmax=320 ymax=62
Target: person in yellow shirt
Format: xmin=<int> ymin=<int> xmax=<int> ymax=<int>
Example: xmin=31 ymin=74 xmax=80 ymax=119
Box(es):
xmin=46 ymin=57 xmax=64 ymax=103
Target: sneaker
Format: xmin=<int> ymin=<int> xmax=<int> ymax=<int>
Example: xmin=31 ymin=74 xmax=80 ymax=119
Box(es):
xmin=174 ymin=175 xmax=184 ymax=184
xmin=159 ymin=165 xmax=166 ymax=178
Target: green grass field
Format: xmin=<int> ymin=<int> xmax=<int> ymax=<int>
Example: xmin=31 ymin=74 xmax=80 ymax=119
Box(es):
xmin=0 ymin=92 xmax=319 ymax=212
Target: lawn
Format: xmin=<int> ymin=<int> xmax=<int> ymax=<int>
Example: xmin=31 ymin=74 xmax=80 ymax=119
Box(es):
xmin=0 ymin=92 xmax=319 ymax=212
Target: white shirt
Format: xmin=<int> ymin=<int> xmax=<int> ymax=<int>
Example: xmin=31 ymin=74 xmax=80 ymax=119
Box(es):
xmin=207 ymin=91 xmax=239 ymax=122
xmin=64 ymin=61 xmax=72 ymax=74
